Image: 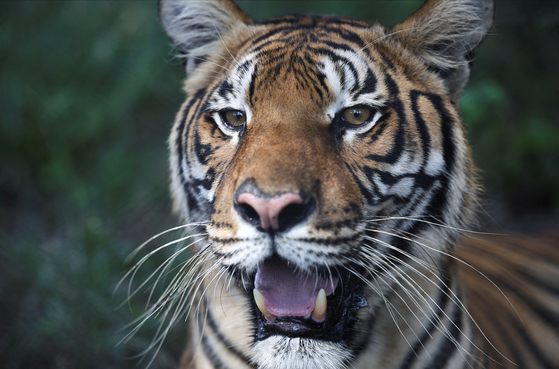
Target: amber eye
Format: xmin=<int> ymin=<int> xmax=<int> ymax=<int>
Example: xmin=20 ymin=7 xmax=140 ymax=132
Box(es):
xmin=222 ymin=110 xmax=247 ymax=128
xmin=342 ymin=106 xmax=372 ymax=125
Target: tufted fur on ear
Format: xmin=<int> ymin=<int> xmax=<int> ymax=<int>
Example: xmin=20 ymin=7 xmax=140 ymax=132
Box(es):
xmin=158 ymin=0 xmax=253 ymax=75
xmin=392 ymin=0 xmax=495 ymax=101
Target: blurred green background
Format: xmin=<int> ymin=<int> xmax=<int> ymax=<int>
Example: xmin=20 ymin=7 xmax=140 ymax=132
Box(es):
xmin=1 ymin=1 xmax=558 ymax=368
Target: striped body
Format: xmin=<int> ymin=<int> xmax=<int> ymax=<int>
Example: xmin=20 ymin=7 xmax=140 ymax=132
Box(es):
xmin=140 ymin=0 xmax=559 ymax=368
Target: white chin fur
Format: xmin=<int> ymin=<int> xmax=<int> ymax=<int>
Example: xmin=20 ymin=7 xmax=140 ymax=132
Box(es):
xmin=251 ymin=336 xmax=350 ymax=369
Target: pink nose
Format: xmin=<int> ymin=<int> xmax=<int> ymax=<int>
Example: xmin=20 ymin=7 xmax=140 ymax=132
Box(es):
xmin=236 ymin=192 xmax=304 ymax=231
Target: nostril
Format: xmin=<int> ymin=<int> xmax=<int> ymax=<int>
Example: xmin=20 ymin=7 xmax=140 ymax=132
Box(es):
xmin=277 ymin=198 xmax=315 ymax=232
xmin=236 ymin=202 xmax=260 ymax=227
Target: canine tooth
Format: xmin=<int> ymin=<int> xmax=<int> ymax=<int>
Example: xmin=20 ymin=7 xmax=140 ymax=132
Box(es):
xmin=253 ymin=288 xmax=274 ymax=319
xmin=312 ymin=288 xmax=327 ymax=321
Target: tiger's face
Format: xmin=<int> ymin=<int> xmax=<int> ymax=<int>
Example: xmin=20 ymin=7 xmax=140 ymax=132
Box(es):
xmin=159 ymin=1 xmax=493 ymax=368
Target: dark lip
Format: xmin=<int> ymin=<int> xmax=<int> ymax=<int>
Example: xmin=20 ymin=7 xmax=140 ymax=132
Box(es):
xmin=251 ymin=265 xmax=368 ymax=342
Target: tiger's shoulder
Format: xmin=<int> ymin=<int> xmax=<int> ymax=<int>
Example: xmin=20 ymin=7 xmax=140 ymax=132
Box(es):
xmin=457 ymin=233 xmax=559 ymax=368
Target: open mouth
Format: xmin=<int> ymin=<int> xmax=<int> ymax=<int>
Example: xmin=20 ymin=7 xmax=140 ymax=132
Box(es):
xmin=251 ymin=254 xmax=368 ymax=342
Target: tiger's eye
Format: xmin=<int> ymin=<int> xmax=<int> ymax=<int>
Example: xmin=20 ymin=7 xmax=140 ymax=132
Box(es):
xmin=224 ymin=110 xmax=246 ymax=127
xmin=342 ymin=106 xmax=372 ymax=125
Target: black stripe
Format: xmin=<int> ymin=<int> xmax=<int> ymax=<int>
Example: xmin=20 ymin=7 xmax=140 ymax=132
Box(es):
xmin=177 ymin=90 xmax=208 ymax=216
xmin=349 ymin=302 xmax=383 ymax=359
xmin=416 ymin=92 xmax=455 ymax=223
xmin=291 ymin=54 xmax=325 ymax=100
xmin=409 ymin=90 xmax=433 ymax=171
xmin=384 ymin=218 xmax=430 ymax=265
xmin=203 ymin=295 xmax=254 ymax=365
xmin=345 ymin=162 xmax=376 ymax=204
xmin=397 ymin=264 xmax=453 ymax=369
xmin=248 ymin=64 xmax=258 ymax=106
xmin=492 ymin=276 xmax=559 ymax=330
xmin=249 ymin=28 xmax=363 ymax=56
xmin=261 ymin=14 xmax=370 ymax=28
xmin=309 ymin=40 xmax=360 ymax=54
xmin=366 ymin=72 xmax=404 ymax=164
xmin=197 ymin=301 xmax=229 ymax=369
xmin=428 ymin=291 xmax=463 ymax=369
xmin=481 ymin=350 xmax=490 ymax=369
xmin=519 ymin=268 xmax=559 ymax=296
xmin=310 ymin=46 xmax=360 ymax=79
xmin=373 ymin=48 xmax=395 ymax=72
xmin=463 ymin=348 xmax=489 ymax=369
xmin=364 ymin=112 xmax=390 ymax=144
xmin=200 ymin=332 xmax=228 ymax=369
xmin=191 ymin=86 xmax=225 ymax=194
xmin=211 ymin=233 xmax=362 ymax=249
xmin=217 ymin=79 xmax=234 ymax=99
xmin=176 ymin=89 xmax=206 ymax=190
xmin=355 ymin=67 xmax=378 ymax=95
xmin=473 ymin=292 xmax=526 ymax=368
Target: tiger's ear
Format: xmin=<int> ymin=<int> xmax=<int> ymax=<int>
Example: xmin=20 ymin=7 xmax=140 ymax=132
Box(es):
xmin=158 ymin=0 xmax=253 ymax=74
xmin=393 ymin=0 xmax=495 ymax=102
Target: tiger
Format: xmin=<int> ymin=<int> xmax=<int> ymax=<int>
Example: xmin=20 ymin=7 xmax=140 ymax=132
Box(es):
xmin=128 ymin=0 xmax=559 ymax=368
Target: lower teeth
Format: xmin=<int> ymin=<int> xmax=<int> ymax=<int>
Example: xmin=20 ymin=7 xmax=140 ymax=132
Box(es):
xmin=253 ymin=288 xmax=274 ymax=320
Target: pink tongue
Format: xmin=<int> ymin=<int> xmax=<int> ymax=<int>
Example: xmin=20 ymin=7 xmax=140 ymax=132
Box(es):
xmin=254 ymin=257 xmax=338 ymax=317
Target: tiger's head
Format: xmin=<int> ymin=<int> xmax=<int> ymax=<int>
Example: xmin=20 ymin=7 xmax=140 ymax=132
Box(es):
xmin=156 ymin=0 xmax=494 ymax=368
